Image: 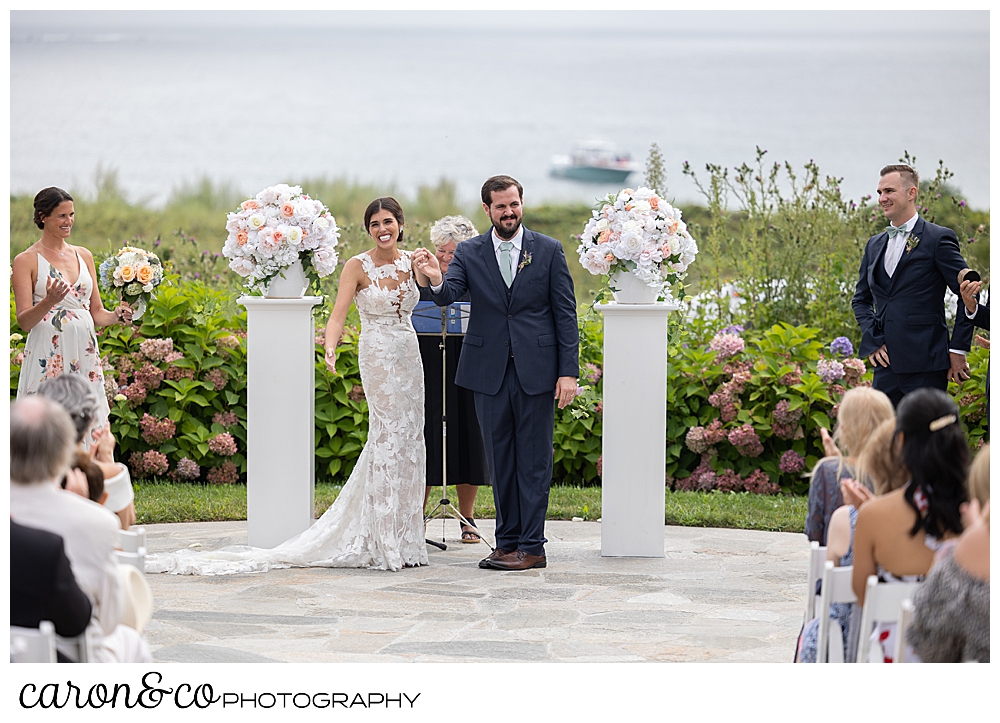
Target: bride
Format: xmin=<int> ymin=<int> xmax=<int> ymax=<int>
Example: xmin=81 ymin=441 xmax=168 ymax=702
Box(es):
xmin=147 ymin=197 xmax=429 ymax=574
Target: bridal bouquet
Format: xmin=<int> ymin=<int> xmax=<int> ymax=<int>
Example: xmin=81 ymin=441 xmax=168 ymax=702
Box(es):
xmin=98 ymin=246 xmax=164 ymax=320
xmin=223 ymin=184 xmax=340 ymax=292
xmin=577 ymin=187 xmax=698 ymax=301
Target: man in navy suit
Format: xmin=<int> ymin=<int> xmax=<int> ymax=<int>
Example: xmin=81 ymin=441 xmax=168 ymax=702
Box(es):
xmin=852 ymin=164 xmax=972 ymax=406
xmin=413 ymin=175 xmax=579 ymax=570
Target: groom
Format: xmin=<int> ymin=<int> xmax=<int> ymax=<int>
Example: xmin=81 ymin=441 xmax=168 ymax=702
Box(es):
xmin=414 ymin=175 xmax=579 ymax=571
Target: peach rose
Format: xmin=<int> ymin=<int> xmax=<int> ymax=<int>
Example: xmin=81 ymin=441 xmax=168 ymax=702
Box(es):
xmin=241 ymin=200 xmax=259 ymax=211
xmin=236 ymin=230 xmax=249 ymax=246
xmin=598 ymin=229 xmax=611 ymax=244
xmin=136 ymin=265 xmax=154 ymax=284
xmin=272 ymin=229 xmax=285 ymax=243
xmin=625 ymin=204 xmax=633 ymax=211
xmin=280 ymin=203 xmax=295 ymax=218
xmin=120 ymin=264 xmax=135 ymax=282
xmin=650 ymin=196 xmax=659 ymax=210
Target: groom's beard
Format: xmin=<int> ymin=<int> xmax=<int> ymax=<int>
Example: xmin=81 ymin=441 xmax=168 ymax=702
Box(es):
xmin=493 ymin=216 xmax=521 ymax=240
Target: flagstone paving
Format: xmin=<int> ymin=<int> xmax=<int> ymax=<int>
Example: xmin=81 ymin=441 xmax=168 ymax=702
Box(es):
xmin=142 ymin=519 xmax=807 ymax=663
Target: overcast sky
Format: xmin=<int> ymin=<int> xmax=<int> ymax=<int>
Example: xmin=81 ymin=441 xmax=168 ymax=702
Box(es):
xmin=10 ymin=9 xmax=988 ymax=36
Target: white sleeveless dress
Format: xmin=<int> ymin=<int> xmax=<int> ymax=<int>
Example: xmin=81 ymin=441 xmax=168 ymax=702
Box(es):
xmin=17 ymin=253 xmax=111 ymax=446
xmin=147 ymin=251 xmax=428 ymax=573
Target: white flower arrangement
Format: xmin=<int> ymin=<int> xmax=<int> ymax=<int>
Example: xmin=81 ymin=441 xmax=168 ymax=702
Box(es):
xmin=98 ymin=246 xmax=164 ymax=320
xmin=223 ymin=184 xmax=340 ymax=292
xmin=577 ymin=186 xmax=698 ymax=302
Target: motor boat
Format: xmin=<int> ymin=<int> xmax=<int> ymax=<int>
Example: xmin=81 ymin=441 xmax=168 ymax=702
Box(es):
xmin=549 ymin=140 xmax=638 ymax=183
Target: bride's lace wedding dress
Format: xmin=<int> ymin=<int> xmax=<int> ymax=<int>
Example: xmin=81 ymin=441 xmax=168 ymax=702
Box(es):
xmin=147 ymin=251 xmax=428 ymax=574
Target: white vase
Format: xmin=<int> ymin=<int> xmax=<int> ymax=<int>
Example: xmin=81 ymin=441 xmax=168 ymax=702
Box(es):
xmin=264 ymin=256 xmax=307 ymax=298
xmin=610 ymin=269 xmax=659 ymax=304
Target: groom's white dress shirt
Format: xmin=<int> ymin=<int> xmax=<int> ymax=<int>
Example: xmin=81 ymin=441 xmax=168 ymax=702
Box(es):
xmin=884 ymin=212 xmax=917 ymax=277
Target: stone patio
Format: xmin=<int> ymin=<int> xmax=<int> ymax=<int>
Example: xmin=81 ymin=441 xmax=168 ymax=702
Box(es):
xmin=143 ymin=519 xmax=808 ymax=663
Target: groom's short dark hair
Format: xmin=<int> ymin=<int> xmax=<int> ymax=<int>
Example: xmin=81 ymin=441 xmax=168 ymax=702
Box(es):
xmin=481 ymin=176 xmax=523 ymax=207
xmin=879 ymin=164 xmax=920 ymax=191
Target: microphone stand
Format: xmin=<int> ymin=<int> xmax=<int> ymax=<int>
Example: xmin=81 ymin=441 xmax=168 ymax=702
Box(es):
xmin=423 ymin=303 xmax=494 ymax=551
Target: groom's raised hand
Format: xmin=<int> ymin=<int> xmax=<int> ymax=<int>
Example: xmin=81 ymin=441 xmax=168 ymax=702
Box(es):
xmin=412 ymin=248 xmax=442 ymax=286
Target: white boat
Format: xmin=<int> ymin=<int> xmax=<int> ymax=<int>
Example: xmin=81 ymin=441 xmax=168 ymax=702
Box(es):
xmin=550 ymin=141 xmax=639 ymax=183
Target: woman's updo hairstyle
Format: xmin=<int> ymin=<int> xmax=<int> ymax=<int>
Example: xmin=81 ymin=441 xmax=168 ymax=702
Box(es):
xmin=33 ymin=187 xmax=74 ymax=230
xmin=895 ymin=387 xmax=968 ymax=539
xmin=364 ymin=197 xmax=405 ymax=247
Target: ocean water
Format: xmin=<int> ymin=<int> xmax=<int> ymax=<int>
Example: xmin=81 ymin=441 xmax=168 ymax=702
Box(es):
xmin=10 ymin=20 xmax=990 ymax=210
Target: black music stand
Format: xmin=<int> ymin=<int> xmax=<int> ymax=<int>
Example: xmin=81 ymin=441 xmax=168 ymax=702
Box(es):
xmin=413 ymin=301 xmax=494 ymax=552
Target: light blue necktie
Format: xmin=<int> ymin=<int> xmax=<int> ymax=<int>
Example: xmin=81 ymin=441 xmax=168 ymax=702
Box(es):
xmin=886 ymin=224 xmax=908 ymax=239
xmin=499 ymin=241 xmax=514 ymax=287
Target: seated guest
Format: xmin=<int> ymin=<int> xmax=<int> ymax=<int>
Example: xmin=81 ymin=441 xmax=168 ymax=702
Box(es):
xmin=9 ymin=396 xmax=151 ymax=663
xmin=63 ymin=451 xmax=107 ymax=505
xmin=36 ymin=374 xmax=135 ymax=529
xmin=908 ymin=444 xmax=989 ymax=663
xmin=805 ymin=386 xmax=894 ymax=544
xmin=796 ymin=417 xmax=907 ymax=662
xmin=852 ymin=388 xmax=968 ymax=662
xmin=11 ymin=520 xmax=93 ymax=661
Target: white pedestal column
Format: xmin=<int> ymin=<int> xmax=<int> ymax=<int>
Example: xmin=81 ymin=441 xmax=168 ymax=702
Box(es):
xmin=238 ymin=296 xmax=322 ymax=548
xmin=596 ymin=302 xmax=679 ymax=557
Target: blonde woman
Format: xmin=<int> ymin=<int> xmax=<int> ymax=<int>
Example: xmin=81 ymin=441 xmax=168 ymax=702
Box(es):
xmin=804 ymin=386 xmax=895 ymax=545
xmin=419 ymin=216 xmax=490 ymax=542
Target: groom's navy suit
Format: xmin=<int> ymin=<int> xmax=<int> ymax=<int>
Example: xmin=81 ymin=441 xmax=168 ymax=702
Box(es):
xmin=852 ymin=216 xmax=970 ymax=405
xmin=429 ymin=227 xmax=578 ymax=556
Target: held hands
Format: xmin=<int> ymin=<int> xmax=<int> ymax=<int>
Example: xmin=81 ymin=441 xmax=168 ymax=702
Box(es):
xmin=869 ymin=344 xmax=890 ymax=368
xmin=412 ymin=248 xmax=442 ymax=286
xmin=44 ymin=276 xmax=71 ymax=306
xmin=115 ymin=301 xmax=134 ymax=325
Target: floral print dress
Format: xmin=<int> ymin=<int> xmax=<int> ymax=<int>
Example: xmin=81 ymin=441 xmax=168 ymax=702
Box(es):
xmin=17 ymin=253 xmax=111 ymax=445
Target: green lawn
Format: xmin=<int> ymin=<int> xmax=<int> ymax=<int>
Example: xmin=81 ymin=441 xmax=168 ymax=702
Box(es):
xmin=133 ymin=481 xmax=807 ymax=533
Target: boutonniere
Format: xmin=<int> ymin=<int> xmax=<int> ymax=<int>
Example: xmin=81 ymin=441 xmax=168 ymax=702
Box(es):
xmin=905 ymin=233 xmax=920 ymax=254
xmin=518 ymin=253 xmax=533 ymax=272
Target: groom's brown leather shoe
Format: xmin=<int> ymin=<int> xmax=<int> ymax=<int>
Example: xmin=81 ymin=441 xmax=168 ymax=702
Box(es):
xmin=486 ymin=550 xmax=547 ymax=570
xmin=479 ymin=548 xmax=513 ymax=569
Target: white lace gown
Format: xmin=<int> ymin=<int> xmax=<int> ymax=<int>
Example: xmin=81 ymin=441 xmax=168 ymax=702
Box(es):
xmin=147 ymin=251 xmax=428 ymax=574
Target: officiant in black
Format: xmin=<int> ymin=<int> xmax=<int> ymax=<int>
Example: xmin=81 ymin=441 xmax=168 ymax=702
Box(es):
xmin=419 ymin=216 xmax=490 ymax=542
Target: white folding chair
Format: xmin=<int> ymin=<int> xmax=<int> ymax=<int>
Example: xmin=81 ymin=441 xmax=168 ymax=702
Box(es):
xmin=856 ymin=575 xmax=921 ymax=663
xmin=816 ymin=562 xmax=857 ymax=663
xmin=804 ymin=541 xmax=827 ymax=624
xmin=118 ymin=526 xmax=147 ymax=553
xmin=114 ymin=546 xmax=147 ymax=573
xmin=894 ymin=598 xmax=915 ymax=664
xmin=55 ymin=627 xmax=96 ymax=663
xmin=10 ymin=622 xmax=57 ymax=663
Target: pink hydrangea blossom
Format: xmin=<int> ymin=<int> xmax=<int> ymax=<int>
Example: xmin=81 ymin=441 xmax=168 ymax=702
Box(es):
xmin=128 ymin=450 xmax=169 ymax=478
xmin=208 ymin=432 xmax=238 ymax=457
xmin=207 ymin=461 xmax=240 ymax=485
xmin=728 ymin=424 xmax=763 ymax=457
xmin=122 ymin=381 xmax=147 ymax=406
xmin=743 ymin=469 xmax=779 ymax=495
xmin=213 ymin=411 xmax=239 ymax=428
xmin=842 ymin=357 xmax=866 ymax=386
xmin=583 ymin=363 xmax=603 ymax=384
xmin=140 ymin=413 xmax=176 ymax=445
xmin=135 ymin=362 xmax=165 ymax=391
xmin=139 ymin=338 xmax=174 ymax=362
xmin=709 ymin=332 xmax=745 ymax=360
xmin=175 ymin=457 xmax=201 ymax=480
xmin=203 ymin=369 xmax=229 ymax=391
xmin=778 ymin=450 xmax=806 ymax=474
xmin=714 ymin=469 xmax=743 ymax=492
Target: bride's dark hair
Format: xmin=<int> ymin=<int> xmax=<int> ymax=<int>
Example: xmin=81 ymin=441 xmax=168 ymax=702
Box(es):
xmin=364 ymin=197 xmax=405 ymax=246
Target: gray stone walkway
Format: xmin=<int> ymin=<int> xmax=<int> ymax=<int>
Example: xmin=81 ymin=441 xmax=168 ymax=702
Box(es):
xmin=143 ymin=519 xmax=808 ymax=663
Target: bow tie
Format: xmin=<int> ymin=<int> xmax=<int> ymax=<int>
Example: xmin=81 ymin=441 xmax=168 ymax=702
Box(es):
xmin=886 ymin=224 xmax=909 ymax=240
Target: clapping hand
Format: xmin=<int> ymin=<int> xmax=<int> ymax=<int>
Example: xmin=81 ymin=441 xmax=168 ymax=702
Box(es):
xmin=90 ymin=424 xmax=117 ymax=465
xmin=819 ymin=427 xmax=840 ymax=458
xmin=841 ymin=477 xmax=874 ymax=508
xmin=44 ymin=276 xmax=71 ymax=305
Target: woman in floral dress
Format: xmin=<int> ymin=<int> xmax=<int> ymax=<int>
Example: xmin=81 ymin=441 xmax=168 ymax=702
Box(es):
xmin=12 ymin=187 xmax=131 ymax=448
